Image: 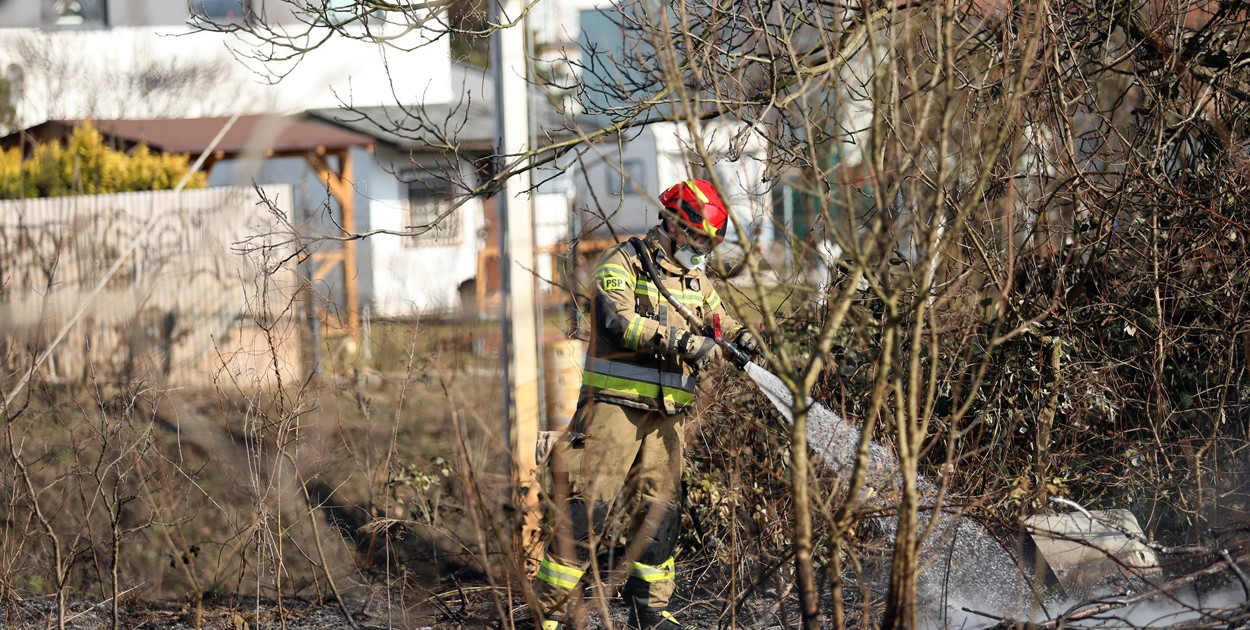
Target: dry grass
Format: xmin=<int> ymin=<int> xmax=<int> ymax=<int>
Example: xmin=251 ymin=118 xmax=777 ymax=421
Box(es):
xmin=0 ymin=315 xmax=533 ymax=628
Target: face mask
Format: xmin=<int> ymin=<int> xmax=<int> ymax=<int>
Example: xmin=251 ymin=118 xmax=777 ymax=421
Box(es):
xmin=674 ymin=245 xmax=707 ymax=271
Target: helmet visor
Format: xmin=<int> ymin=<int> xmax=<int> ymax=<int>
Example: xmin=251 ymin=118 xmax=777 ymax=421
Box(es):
xmin=675 ymin=198 xmax=722 ymax=238
xmin=681 ymin=225 xmax=715 ymax=255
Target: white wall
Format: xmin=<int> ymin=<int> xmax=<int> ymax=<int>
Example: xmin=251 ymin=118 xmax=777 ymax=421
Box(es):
xmin=364 ymin=148 xmax=485 ymax=317
xmin=0 ymin=0 xmax=304 ymax=28
xmin=109 ymin=0 xmax=309 ymax=26
xmin=202 ymin=136 xmax=484 ymax=318
xmin=652 ymin=121 xmax=773 ymax=244
xmin=531 ymin=0 xmax=602 ymax=47
xmin=533 ymin=163 xmax=577 ymax=295
xmin=0 ymin=18 xmax=450 ymax=129
xmin=574 ymin=127 xmax=658 ymax=236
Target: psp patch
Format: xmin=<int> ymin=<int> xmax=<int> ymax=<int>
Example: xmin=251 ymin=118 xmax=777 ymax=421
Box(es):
xmin=601 ymin=277 xmax=625 ymax=291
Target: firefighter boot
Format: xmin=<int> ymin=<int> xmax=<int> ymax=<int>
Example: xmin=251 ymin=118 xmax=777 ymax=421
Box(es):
xmin=622 ymin=504 xmax=685 ymax=629
xmin=627 ymin=596 xmax=685 ymax=630
xmin=532 ymin=500 xmax=610 ymax=629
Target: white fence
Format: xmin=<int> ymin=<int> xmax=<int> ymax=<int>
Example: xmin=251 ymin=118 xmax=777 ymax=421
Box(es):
xmin=0 ymin=186 xmax=302 ymax=389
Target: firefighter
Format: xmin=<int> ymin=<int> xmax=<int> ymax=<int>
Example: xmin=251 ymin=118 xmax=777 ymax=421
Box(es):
xmin=532 ymin=179 xmax=759 ymax=630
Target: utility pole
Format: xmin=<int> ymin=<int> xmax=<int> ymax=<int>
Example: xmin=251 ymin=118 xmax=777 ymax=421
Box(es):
xmin=492 ymin=0 xmax=542 ymax=572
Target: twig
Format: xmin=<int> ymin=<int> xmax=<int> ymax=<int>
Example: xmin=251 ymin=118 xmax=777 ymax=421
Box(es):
xmin=1220 ymin=549 xmax=1250 ymax=600
xmin=1048 ymin=496 xmax=1093 ymax=519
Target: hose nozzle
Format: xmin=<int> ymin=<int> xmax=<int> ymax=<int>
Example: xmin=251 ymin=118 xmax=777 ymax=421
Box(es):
xmin=712 ymin=314 xmax=752 ymax=370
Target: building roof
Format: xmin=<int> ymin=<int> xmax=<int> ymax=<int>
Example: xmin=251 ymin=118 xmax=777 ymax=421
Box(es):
xmin=306 ymin=62 xmax=581 ymax=154
xmin=306 ymin=105 xmax=499 ymax=153
xmin=1 ymin=115 xmax=375 ymax=157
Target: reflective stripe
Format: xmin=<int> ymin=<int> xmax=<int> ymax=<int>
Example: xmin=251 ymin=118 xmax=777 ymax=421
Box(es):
xmin=637 ymin=281 xmax=703 ymax=308
xmin=686 ymin=180 xmax=708 ymax=203
xmin=668 ymin=289 xmax=704 ymax=306
xmin=596 ymin=262 xmax=635 ymax=283
xmin=629 ymin=557 xmax=676 ymax=583
xmin=537 ymin=558 xmax=584 ymax=590
xmin=623 ymin=315 xmax=647 ymax=349
xmin=704 ymin=218 xmax=718 ymax=238
xmin=706 ymin=291 xmax=722 ymax=310
xmin=585 ymin=356 xmax=696 ymax=392
xmin=595 ymin=263 xmax=635 ymax=291
xmin=582 ymin=373 xmax=696 ymax=407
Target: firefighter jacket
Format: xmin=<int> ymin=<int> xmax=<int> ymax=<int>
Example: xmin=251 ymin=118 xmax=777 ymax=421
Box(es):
xmin=581 ymin=226 xmax=744 ymax=415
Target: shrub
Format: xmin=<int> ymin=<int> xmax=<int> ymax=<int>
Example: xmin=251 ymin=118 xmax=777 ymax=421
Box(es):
xmin=0 ymin=120 xmax=205 ymax=199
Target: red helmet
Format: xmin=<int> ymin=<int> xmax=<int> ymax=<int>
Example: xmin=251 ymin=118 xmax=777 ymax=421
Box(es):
xmin=658 ymin=179 xmax=728 ymax=242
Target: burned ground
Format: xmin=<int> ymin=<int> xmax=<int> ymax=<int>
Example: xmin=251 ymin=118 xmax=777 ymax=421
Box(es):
xmin=2 ymin=317 xmax=1250 ymax=630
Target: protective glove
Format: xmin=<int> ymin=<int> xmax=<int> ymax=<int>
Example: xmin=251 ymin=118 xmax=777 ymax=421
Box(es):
xmin=732 ymin=328 xmax=762 ymax=358
xmin=673 ymin=329 xmax=721 ymax=371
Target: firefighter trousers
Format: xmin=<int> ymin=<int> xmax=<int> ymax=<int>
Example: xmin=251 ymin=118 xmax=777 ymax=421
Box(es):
xmin=532 ymin=400 xmax=686 ymax=624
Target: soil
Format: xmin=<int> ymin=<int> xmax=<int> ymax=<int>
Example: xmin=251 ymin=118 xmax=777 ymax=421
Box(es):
xmin=0 ymin=580 xmax=797 ymax=629
xmin=2 ymin=596 xmax=374 ymax=630
xmin=0 ymin=318 xmax=791 ymax=630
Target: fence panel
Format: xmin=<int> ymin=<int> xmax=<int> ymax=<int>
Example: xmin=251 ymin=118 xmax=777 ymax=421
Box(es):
xmin=0 ymin=186 xmax=301 ymax=389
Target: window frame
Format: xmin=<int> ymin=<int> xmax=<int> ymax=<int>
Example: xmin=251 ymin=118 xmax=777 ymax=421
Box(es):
xmin=323 ymin=0 xmax=373 ymax=28
xmin=606 ymin=159 xmax=645 ymax=196
xmin=403 ymin=170 xmax=462 ymax=248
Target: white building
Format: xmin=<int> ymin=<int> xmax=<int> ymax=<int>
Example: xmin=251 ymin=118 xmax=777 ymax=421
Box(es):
xmin=0 ymin=0 xmax=451 ymax=131
xmin=559 ymin=3 xmax=777 ymax=272
xmin=0 ymin=2 xmax=582 ymax=319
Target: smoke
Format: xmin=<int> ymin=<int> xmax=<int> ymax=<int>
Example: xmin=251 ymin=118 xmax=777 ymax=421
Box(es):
xmin=744 ymin=363 xmax=1038 ymax=624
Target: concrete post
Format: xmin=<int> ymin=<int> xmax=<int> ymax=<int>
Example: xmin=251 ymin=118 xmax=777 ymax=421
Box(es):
xmin=492 ymin=0 xmax=542 ymax=574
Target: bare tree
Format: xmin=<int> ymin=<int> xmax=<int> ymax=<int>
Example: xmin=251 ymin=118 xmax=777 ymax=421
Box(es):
xmin=558 ymin=0 xmax=1250 ymax=628
xmin=0 ymin=0 xmax=1239 ymax=628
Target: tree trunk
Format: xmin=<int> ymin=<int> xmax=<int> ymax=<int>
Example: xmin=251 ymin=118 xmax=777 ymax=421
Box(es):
xmin=882 ymin=479 xmax=919 ymax=630
xmin=791 ymin=407 xmax=822 ymax=630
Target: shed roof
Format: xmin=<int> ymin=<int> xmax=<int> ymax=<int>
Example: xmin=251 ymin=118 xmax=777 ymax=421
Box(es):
xmin=307 ymin=105 xmax=498 ymax=153
xmin=1 ymin=115 xmax=375 ymax=157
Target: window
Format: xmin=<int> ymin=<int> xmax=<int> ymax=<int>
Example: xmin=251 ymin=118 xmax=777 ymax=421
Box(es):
xmin=191 ymin=0 xmax=251 ymax=23
xmin=44 ymin=0 xmax=106 ymax=28
xmin=404 ymin=171 xmax=461 ymax=247
xmin=324 ymin=0 xmax=371 ymax=27
xmin=325 ymin=0 xmax=354 ymax=25
xmin=607 ymin=160 xmax=644 ymax=196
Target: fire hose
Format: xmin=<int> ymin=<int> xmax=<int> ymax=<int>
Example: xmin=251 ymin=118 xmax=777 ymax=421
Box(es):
xmin=627 ymin=237 xmax=755 ymax=369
